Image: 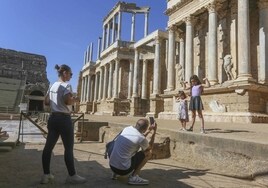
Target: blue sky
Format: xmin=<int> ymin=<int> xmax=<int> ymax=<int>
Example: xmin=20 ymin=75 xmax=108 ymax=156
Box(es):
xmin=0 ymin=0 xmax=168 ymax=91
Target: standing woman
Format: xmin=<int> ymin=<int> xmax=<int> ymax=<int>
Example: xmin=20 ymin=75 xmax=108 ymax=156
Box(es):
xmin=186 ymin=75 xmax=210 ymax=133
xmin=41 ymin=64 xmax=86 ymax=184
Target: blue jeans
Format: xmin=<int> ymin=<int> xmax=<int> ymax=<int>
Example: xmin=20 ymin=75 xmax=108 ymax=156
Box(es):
xmin=42 ymin=113 xmax=76 ymax=176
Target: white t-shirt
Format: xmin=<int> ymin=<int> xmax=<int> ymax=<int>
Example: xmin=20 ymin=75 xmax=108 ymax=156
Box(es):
xmin=109 ymin=126 xmax=149 ymax=170
xmin=48 ymin=81 xmax=72 ymax=114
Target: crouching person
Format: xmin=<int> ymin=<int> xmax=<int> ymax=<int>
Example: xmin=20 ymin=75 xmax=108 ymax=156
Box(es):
xmin=109 ymin=118 xmax=157 ymax=185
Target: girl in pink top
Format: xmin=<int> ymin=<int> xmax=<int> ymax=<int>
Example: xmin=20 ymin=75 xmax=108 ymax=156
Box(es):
xmin=183 ymin=75 xmax=210 ymax=133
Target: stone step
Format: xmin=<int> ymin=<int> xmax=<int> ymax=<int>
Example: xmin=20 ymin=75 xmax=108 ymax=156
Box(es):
xmin=0 ymin=146 xmax=13 ymax=152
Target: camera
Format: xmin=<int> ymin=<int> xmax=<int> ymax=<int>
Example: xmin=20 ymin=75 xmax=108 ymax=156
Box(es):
xmin=149 ymin=117 xmax=155 ymax=125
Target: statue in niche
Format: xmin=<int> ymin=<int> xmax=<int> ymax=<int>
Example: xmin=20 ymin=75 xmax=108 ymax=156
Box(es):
xmin=175 ymin=63 xmax=184 ymax=88
xmin=223 ymin=54 xmax=234 ymax=81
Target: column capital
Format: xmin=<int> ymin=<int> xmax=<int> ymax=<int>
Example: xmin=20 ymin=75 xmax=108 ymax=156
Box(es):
xmin=143 ymin=59 xmax=148 ymax=64
xmin=154 ymin=36 xmax=161 ymax=44
xmin=167 ymin=25 xmax=177 ymax=32
xmin=230 ymin=1 xmax=238 ymax=15
xmin=206 ymin=2 xmax=216 ymax=13
xmin=183 ymin=16 xmax=196 ymax=26
xmin=259 ymin=0 xmax=268 ymax=10
xmin=114 ymin=57 xmax=120 ymax=63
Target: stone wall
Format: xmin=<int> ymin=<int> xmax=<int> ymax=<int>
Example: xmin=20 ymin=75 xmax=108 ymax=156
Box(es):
xmin=0 ymin=48 xmax=49 ymax=112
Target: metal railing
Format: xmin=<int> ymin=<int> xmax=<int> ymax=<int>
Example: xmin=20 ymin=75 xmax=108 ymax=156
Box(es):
xmin=17 ymin=111 xmax=85 ymax=143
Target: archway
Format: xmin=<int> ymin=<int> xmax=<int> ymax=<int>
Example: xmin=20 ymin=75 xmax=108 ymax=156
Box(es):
xmin=28 ymin=90 xmax=44 ymax=112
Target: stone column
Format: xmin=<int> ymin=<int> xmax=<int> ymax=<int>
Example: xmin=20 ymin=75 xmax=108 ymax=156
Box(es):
xmin=179 ymin=35 xmax=185 ymax=75
xmin=112 ymin=16 xmax=116 ymax=43
xmin=230 ymin=2 xmax=238 ymax=79
xmin=117 ymin=12 xmax=122 ymax=40
xmin=102 ymin=25 xmax=106 ymax=51
xmin=132 ymin=49 xmax=140 ymax=97
xmin=106 ymin=22 xmax=111 ymax=48
xmin=103 ymin=65 xmax=108 ymax=100
xmin=83 ymin=51 xmax=87 ymax=65
xmin=259 ymin=0 xmax=268 ymax=83
xmin=237 ymin=0 xmax=252 ymax=79
xmin=98 ymin=68 xmax=103 ymax=100
xmin=84 ymin=76 xmax=88 ymax=102
xmin=94 ymin=73 xmax=99 ymax=101
xmin=113 ymin=59 xmax=120 ymax=98
xmin=80 ymin=77 xmax=85 ymax=102
xmin=86 ymin=46 xmax=90 ymax=63
xmin=97 ymin=37 xmax=102 ymax=59
xmin=87 ymin=75 xmax=91 ymax=102
xmin=207 ymin=3 xmax=218 ymax=85
xmin=128 ymin=61 xmax=134 ymax=99
xmin=89 ymin=42 xmax=93 ymax=61
xmin=108 ymin=62 xmax=113 ymax=99
xmin=184 ymin=16 xmax=194 ymax=81
xmin=144 ymin=12 xmax=149 ymax=37
xmin=142 ymin=60 xmax=148 ymax=99
xmin=166 ymin=26 xmax=176 ymax=91
xmin=153 ymin=37 xmax=161 ymax=95
xmin=131 ymin=13 xmax=136 ymax=42
xmin=89 ymin=76 xmax=94 ymax=102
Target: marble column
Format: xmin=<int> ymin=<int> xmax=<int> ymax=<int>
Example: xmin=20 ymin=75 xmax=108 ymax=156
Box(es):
xmin=259 ymin=0 xmax=268 ymax=83
xmin=113 ymin=59 xmax=120 ymax=98
xmin=83 ymin=51 xmax=87 ymax=65
xmin=86 ymin=46 xmax=90 ymax=63
xmin=128 ymin=61 xmax=134 ymax=99
xmin=112 ymin=16 xmax=116 ymax=43
xmin=142 ymin=60 xmax=148 ymax=99
xmin=89 ymin=43 xmax=93 ymax=61
xmin=131 ymin=13 xmax=136 ymax=42
xmin=103 ymin=65 xmax=108 ymax=100
xmin=102 ymin=25 xmax=106 ymax=51
xmin=87 ymin=75 xmax=91 ymax=102
xmin=106 ymin=22 xmax=111 ymax=48
xmin=179 ymin=36 xmax=185 ymax=74
xmin=80 ymin=77 xmax=85 ymax=102
xmin=230 ymin=2 xmax=238 ymax=79
xmin=97 ymin=37 xmax=102 ymax=59
xmin=207 ymin=3 xmax=218 ymax=84
xmin=108 ymin=62 xmax=113 ymax=98
xmin=237 ymin=0 xmax=252 ymax=79
xmin=144 ymin=12 xmax=149 ymax=37
xmin=166 ymin=26 xmax=176 ymax=91
xmin=84 ymin=76 xmax=88 ymax=102
xmin=132 ymin=49 xmax=140 ymax=97
xmin=153 ymin=37 xmax=161 ymax=95
xmin=98 ymin=68 xmax=103 ymax=100
xmin=117 ymin=12 xmax=122 ymax=40
xmin=184 ymin=16 xmax=194 ymax=81
xmin=94 ymin=73 xmax=99 ymax=101
xmin=89 ymin=76 xmax=94 ymax=102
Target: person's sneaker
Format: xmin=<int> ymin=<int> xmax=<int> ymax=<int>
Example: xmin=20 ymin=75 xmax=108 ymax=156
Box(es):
xmin=40 ymin=174 xmax=54 ymax=184
xmin=66 ymin=174 xmax=87 ymax=184
xmin=111 ymin=172 xmax=118 ymax=180
xmin=200 ymin=129 xmax=206 ymax=134
xmin=180 ymin=128 xmax=187 ymax=131
xmin=128 ymin=175 xmax=149 ymax=185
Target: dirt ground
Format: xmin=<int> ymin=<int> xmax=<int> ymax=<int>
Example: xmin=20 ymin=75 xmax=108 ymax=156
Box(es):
xmin=0 ymin=141 xmax=266 ymax=188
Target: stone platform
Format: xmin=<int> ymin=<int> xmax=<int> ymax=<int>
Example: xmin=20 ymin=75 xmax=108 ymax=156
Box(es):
xmin=1 ymin=114 xmax=268 ymax=187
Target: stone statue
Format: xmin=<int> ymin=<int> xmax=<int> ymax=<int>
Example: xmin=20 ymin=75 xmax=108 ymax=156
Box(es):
xmin=223 ymin=54 xmax=234 ymax=80
xmin=175 ymin=63 xmax=184 ymax=88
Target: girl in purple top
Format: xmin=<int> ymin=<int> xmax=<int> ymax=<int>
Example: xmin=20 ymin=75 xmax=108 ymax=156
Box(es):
xmin=185 ymin=75 xmax=210 ymax=133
